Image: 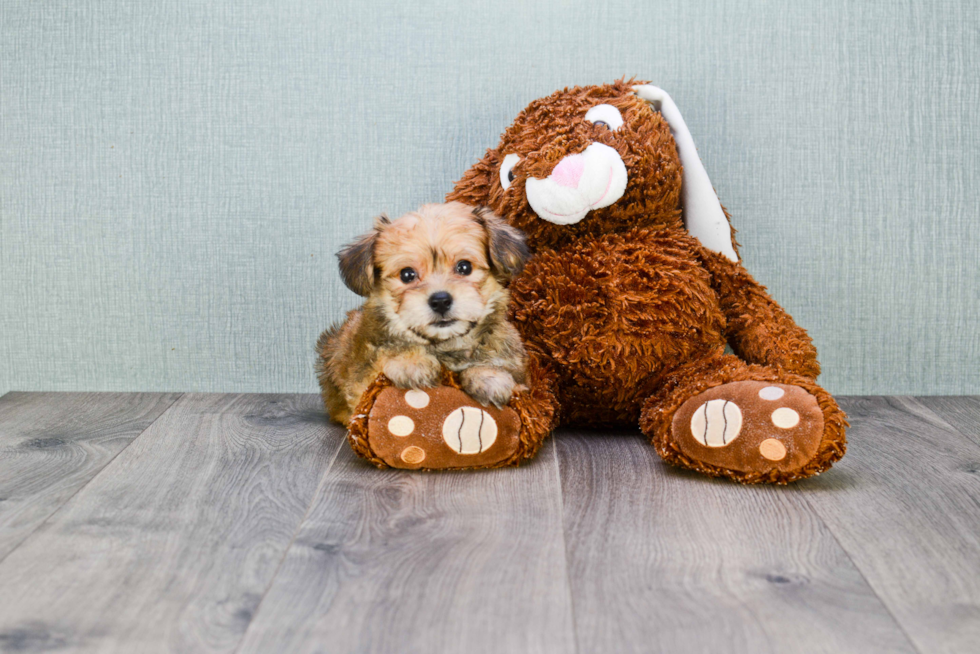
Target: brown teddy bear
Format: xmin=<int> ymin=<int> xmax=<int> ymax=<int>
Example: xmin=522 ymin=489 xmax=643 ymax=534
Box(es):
xmin=323 ymin=79 xmax=847 ymax=484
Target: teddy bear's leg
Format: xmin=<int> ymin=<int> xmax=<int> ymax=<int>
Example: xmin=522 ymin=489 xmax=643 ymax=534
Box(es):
xmin=343 ymin=356 xmax=560 ymax=471
xmin=639 ymin=349 xmax=847 ymax=484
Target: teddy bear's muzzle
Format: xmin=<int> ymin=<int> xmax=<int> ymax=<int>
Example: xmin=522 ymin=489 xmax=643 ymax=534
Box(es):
xmin=524 ymin=142 xmax=628 ymax=225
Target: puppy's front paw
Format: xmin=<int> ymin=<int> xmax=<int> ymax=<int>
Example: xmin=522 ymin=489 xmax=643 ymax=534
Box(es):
xmin=460 ymin=367 xmax=516 ymax=409
xmin=382 ymin=353 xmax=442 ymax=389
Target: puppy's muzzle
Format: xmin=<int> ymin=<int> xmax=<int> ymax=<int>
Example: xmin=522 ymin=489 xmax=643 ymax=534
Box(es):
xmin=428 ymin=291 xmax=453 ymax=316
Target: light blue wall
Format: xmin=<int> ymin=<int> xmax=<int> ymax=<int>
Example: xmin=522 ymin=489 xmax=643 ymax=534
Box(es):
xmin=2 ymin=1 xmax=978 ymax=396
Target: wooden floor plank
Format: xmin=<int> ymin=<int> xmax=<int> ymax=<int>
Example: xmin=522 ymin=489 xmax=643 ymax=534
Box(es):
xmin=0 ymin=393 xmax=342 ymax=654
xmin=0 ymin=392 xmax=181 ymax=561
xmin=797 ymin=396 xmax=980 ymax=654
xmin=915 ymin=396 xmax=980 ymax=446
xmin=557 ymin=429 xmax=917 ymax=654
xmin=236 ymin=439 xmax=575 ymax=654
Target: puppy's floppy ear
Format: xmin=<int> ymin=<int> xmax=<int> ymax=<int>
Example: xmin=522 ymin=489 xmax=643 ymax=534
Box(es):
xmin=473 ymin=206 xmax=530 ymax=281
xmin=337 ymin=213 xmax=390 ymax=296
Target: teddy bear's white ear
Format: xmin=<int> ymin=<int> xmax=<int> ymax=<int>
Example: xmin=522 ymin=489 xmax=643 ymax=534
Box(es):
xmin=633 ymin=85 xmax=738 ymax=262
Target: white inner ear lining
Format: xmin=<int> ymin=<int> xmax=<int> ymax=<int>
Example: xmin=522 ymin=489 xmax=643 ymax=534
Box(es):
xmin=632 ymin=85 xmax=738 ymax=262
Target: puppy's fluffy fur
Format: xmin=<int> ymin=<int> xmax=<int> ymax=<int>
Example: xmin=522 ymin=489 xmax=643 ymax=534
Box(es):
xmin=317 ymin=202 xmax=530 ymax=424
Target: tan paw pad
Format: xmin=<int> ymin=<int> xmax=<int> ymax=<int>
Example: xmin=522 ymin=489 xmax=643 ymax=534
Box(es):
xmin=771 ymin=407 xmax=800 ymax=429
xmin=689 ymin=399 xmax=742 ymax=447
xmin=404 ymin=390 xmax=430 ymax=409
xmin=387 ymin=415 xmax=415 ymax=436
xmin=759 ymin=438 xmax=787 ymax=461
xmin=758 ymin=386 xmax=785 ymax=400
xmin=400 ymin=446 xmax=426 ymax=464
xmin=442 ymin=407 xmax=497 ymax=454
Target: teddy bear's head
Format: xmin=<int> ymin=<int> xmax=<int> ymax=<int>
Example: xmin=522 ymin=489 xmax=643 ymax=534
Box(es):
xmin=447 ymin=79 xmax=738 ymax=260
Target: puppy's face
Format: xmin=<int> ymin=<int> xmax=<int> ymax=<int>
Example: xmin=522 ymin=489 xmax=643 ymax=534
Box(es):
xmin=338 ymin=202 xmax=529 ymax=342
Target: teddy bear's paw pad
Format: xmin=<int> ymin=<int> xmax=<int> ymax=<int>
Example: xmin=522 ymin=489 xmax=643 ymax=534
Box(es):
xmin=671 ymin=381 xmax=824 ymax=473
xmin=367 ymin=387 xmax=521 ymax=470
xmin=689 ymin=399 xmax=743 ymax=447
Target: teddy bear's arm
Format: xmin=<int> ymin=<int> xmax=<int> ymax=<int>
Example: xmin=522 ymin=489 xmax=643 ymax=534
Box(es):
xmin=699 ymin=247 xmax=821 ymax=379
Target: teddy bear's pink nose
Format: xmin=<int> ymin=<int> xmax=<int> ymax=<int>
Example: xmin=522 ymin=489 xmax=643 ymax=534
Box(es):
xmin=550 ymin=154 xmax=585 ymax=189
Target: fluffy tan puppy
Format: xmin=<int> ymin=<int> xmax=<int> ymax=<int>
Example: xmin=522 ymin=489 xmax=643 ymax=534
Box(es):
xmin=317 ymin=202 xmax=530 ymax=424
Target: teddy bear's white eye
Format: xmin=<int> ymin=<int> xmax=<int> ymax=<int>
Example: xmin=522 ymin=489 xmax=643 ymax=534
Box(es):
xmin=499 ymin=153 xmax=521 ymax=190
xmin=585 ymin=104 xmax=624 ymax=131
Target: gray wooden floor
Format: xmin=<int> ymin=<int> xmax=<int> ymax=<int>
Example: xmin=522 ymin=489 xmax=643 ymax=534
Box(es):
xmin=0 ymin=393 xmax=978 ymax=653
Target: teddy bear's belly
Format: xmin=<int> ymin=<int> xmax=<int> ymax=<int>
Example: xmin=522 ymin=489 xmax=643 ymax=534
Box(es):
xmin=509 ymin=226 xmax=727 ymax=424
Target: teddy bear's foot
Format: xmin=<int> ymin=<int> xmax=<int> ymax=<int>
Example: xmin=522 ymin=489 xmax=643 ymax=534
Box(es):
xmin=365 ymin=385 xmax=521 ymax=470
xmin=669 ymin=381 xmax=825 ymax=476
xmin=641 ymin=357 xmax=847 ymax=484
xmin=344 ymin=368 xmax=558 ymax=471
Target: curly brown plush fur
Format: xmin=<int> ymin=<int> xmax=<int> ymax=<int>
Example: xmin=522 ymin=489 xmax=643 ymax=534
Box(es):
xmin=444 ymin=79 xmax=846 ymax=483
xmin=332 ymin=78 xmax=846 ymax=483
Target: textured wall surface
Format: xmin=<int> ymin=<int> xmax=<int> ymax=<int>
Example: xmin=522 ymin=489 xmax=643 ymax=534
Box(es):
xmin=2 ymin=0 xmax=978 ymax=396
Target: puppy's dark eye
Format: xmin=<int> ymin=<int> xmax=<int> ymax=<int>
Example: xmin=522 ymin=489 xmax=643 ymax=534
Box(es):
xmin=399 ymin=268 xmax=417 ymax=283
xmin=455 ymin=260 xmax=472 ymax=276
xmin=507 ymin=170 xmax=515 ymax=182
xmin=593 ymin=120 xmax=609 ymax=128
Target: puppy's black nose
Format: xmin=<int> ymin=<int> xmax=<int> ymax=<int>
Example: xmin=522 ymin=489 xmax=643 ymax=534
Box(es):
xmin=428 ymin=291 xmax=453 ymax=315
